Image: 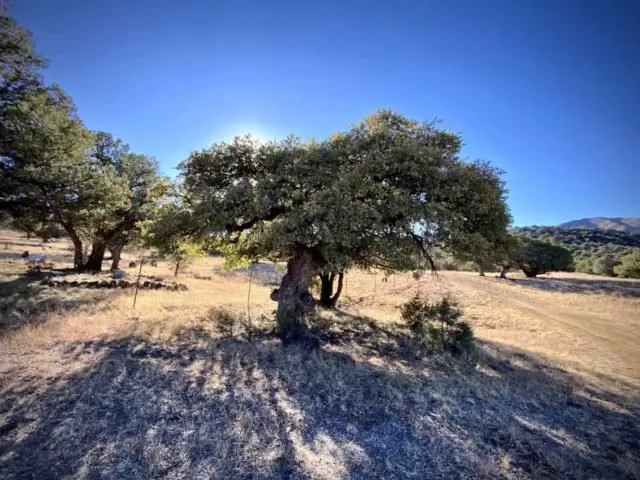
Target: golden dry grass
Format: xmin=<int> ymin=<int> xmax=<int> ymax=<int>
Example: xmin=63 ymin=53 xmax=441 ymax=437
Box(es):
xmin=1 ymin=230 xmax=639 ymax=479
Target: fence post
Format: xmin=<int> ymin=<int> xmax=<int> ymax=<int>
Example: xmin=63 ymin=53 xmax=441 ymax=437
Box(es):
xmin=132 ymin=256 xmax=144 ymax=309
xmin=247 ymin=262 xmax=254 ymax=324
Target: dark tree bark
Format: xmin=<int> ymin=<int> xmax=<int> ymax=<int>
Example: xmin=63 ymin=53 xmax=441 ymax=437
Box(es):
xmin=477 ymin=263 xmax=485 ymax=277
xmin=109 ymin=244 xmax=123 ymax=271
xmin=83 ymin=240 xmax=106 ymax=272
xmin=270 ymin=247 xmax=324 ymax=341
xmin=174 ymin=259 xmax=181 ymax=277
xmin=332 ymin=271 xmax=344 ymax=304
xmin=522 ymin=267 xmax=540 ymax=278
xmin=319 ymin=271 xmax=344 ymax=308
xmin=499 ymin=265 xmax=510 ymax=279
xmin=86 ymin=216 xmax=137 ymax=272
xmin=319 ymin=272 xmax=335 ymax=307
xmin=61 ymin=222 xmax=84 ymax=269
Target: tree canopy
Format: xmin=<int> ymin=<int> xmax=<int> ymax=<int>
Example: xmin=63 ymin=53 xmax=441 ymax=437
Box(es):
xmin=512 ymin=238 xmax=574 ymax=278
xmin=180 ymin=111 xmax=510 ymax=339
xmin=79 ymin=132 xmax=171 ymax=271
xmin=0 ymin=10 xmax=46 ymax=107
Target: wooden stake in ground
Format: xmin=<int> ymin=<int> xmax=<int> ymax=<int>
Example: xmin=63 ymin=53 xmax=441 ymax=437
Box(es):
xmin=132 ymin=257 xmax=144 ymax=309
xmin=247 ymin=262 xmax=254 ymax=323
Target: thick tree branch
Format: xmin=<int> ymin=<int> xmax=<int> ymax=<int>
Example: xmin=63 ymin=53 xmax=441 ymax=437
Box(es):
xmin=408 ymin=231 xmax=438 ymax=273
xmin=226 ymin=204 xmax=290 ymax=233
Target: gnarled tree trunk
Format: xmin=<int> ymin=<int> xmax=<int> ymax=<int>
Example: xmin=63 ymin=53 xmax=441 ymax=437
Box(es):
xmin=477 ymin=263 xmax=485 ymax=277
xmin=61 ymin=223 xmax=83 ymax=269
xmin=319 ymin=272 xmax=335 ymax=307
xmin=83 ymin=240 xmax=106 ymax=272
xmin=270 ymin=247 xmax=324 ymax=341
xmin=109 ymin=244 xmax=123 ymax=271
xmin=319 ymin=271 xmax=344 ymax=308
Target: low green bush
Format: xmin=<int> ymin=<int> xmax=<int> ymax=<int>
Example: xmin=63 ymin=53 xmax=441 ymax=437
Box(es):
xmin=400 ymin=295 xmax=474 ymax=355
xmin=614 ymin=249 xmax=640 ymax=278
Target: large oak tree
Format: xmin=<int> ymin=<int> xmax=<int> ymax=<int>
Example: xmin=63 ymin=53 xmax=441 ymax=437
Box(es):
xmin=180 ymin=111 xmax=511 ymax=340
xmin=80 ymin=132 xmax=170 ymax=272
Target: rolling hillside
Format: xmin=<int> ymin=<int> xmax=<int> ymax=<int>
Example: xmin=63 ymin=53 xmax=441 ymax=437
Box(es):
xmin=559 ymin=217 xmax=640 ymax=232
xmin=514 ymin=226 xmax=640 ymax=274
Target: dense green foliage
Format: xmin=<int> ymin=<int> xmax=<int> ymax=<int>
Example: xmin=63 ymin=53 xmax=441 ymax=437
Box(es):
xmin=164 ymin=240 xmax=207 ymax=277
xmin=140 ymin=200 xmax=207 ymax=276
xmin=512 ymin=237 xmax=574 ymax=277
xmin=180 ymin=111 xmax=510 ymax=338
xmin=514 ymin=226 xmax=640 ymax=277
xmin=78 ymin=132 xmax=170 ymax=271
xmin=614 ymin=249 xmax=640 ymax=278
xmin=401 ymin=295 xmax=474 ymax=355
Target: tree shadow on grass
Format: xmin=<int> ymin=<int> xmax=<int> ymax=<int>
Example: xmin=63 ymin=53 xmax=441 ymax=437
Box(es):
xmin=509 ymin=276 xmax=640 ymax=298
xmin=1 ymin=312 xmax=639 ymax=479
xmin=0 ymin=252 xmax=29 ymax=261
xmin=0 ymin=272 xmax=118 ymax=333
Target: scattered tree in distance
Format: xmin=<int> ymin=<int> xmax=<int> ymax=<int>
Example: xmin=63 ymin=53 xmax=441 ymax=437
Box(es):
xmin=509 ymin=238 xmax=574 ymax=278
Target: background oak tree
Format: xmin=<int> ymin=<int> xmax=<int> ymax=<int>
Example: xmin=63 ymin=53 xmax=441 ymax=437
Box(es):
xmin=0 ymin=12 xmax=170 ymax=271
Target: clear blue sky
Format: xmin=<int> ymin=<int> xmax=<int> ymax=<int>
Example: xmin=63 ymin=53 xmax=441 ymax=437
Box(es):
xmin=13 ymin=0 xmax=640 ymax=226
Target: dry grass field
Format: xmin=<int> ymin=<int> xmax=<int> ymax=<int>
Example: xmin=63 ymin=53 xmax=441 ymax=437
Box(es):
xmin=1 ymin=230 xmax=639 ymax=479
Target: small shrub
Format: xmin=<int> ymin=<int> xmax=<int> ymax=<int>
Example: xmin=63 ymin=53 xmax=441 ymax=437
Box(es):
xmin=575 ymin=258 xmax=593 ymax=274
xmin=459 ymin=261 xmax=482 ymax=272
xmin=439 ymin=258 xmax=460 ymax=271
xmin=400 ymin=295 xmax=474 ymax=355
xmin=591 ymin=255 xmax=619 ymax=277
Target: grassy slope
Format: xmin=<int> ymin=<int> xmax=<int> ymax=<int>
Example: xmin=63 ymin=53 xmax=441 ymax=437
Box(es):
xmin=1 ymin=230 xmax=639 ymax=479
xmin=513 ymin=226 xmax=640 ymax=264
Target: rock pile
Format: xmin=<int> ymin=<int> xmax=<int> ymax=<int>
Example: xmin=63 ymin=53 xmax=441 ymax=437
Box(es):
xmin=41 ymin=276 xmax=187 ymax=291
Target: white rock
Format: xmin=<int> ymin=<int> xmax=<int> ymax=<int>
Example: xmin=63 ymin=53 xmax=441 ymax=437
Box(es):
xmin=29 ymin=253 xmax=46 ymax=263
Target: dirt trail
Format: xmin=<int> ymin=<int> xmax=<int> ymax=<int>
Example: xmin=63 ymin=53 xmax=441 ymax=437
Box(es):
xmin=447 ymin=273 xmax=640 ymax=384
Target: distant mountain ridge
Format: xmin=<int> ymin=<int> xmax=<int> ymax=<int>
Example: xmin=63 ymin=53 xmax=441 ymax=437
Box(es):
xmin=559 ymin=217 xmax=640 ymax=233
